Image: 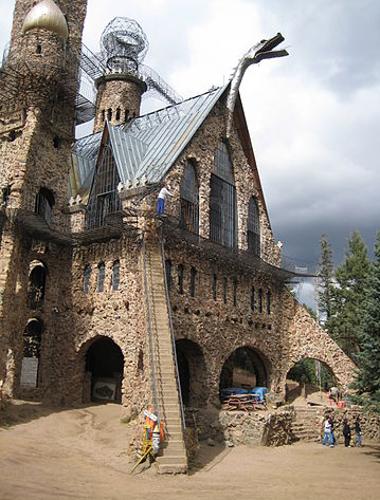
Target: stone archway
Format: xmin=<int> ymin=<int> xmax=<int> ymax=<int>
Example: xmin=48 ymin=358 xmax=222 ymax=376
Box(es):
xmin=175 ymin=339 xmax=208 ymax=408
xmin=285 ymin=357 xmax=337 ymax=404
xmin=84 ymin=336 xmax=124 ymax=404
xmin=219 ymin=346 xmax=271 ymax=400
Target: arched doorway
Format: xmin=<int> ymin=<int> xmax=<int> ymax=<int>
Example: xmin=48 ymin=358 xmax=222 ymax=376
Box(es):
xmin=85 ymin=337 xmax=124 ymax=403
xmin=219 ymin=346 xmax=269 ymax=400
xmin=175 ymin=339 xmax=207 ymax=407
xmin=20 ymin=318 xmax=43 ymax=389
xmin=285 ymin=358 xmax=337 ymax=404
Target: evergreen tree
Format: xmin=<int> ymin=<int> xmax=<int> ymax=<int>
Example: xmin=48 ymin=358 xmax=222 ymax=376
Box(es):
xmin=328 ymin=231 xmax=370 ymax=357
xmin=318 ymin=234 xmax=334 ymax=324
xmin=354 ymin=232 xmax=380 ymax=412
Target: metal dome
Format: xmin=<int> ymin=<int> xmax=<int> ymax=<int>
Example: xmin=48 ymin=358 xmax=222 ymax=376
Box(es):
xmin=22 ymin=0 xmax=69 ymax=40
xmin=100 ymin=17 xmax=149 ymax=73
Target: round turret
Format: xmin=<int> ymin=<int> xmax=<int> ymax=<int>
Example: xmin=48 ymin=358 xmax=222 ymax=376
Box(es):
xmin=22 ymin=0 xmax=69 ymax=40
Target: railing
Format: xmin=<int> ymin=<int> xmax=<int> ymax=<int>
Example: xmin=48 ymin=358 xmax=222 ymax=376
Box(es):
xmin=159 ymin=230 xmax=186 ymax=431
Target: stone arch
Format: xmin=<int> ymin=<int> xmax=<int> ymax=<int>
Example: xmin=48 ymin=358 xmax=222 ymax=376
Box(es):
xmin=219 ymin=345 xmax=271 ymax=400
xmin=285 ymin=357 xmax=337 ymax=403
xmin=80 ymin=335 xmax=125 ymax=404
xmin=20 ymin=318 xmax=44 ymax=389
xmin=175 ymin=339 xmax=208 ymax=407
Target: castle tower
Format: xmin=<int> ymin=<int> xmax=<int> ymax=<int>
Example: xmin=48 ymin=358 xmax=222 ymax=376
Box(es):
xmin=0 ymin=0 xmax=87 ymax=398
xmin=93 ymin=18 xmax=148 ymax=132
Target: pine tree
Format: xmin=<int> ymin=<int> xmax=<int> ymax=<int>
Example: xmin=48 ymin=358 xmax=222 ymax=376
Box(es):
xmin=328 ymin=231 xmax=370 ymax=357
xmin=354 ymin=232 xmax=380 ymax=412
xmin=318 ymin=234 xmax=334 ymax=324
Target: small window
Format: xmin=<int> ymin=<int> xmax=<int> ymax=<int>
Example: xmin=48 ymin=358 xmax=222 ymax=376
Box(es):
xmin=266 ymin=290 xmax=271 ymax=315
xmin=233 ymin=278 xmax=238 ymax=307
xmin=101 ymin=110 xmax=105 ymax=122
xmin=250 ymin=286 xmax=255 ymax=312
xmin=212 ymin=274 xmax=217 ymax=301
xmin=53 ymin=136 xmax=61 ymax=149
xmin=112 ymin=260 xmax=120 ymax=291
xmin=28 ymin=262 xmax=47 ymax=309
xmin=223 ymin=277 xmax=228 ymax=304
xmin=124 ymin=109 xmax=129 ymax=122
xmin=97 ymin=262 xmax=105 ymax=292
xmin=116 ymin=108 xmax=121 ymax=121
xmin=190 ymin=267 xmax=197 ymax=297
xmin=258 ymin=288 xmax=263 ymax=313
xmin=178 ymin=264 xmax=184 ymax=294
xmin=107 ymin=108 xmax=112 ymax=121
xmin=165 ymin=259 xmax=172 ymax=290
xmin=83 ymin=264 xmax=91 ymax=293
xmin=36 ymin=44 xmax=42 ymax=55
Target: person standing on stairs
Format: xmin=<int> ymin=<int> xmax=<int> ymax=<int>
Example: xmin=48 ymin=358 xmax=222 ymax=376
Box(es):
xmin=156 ymin=184 xmax=173 ymax=216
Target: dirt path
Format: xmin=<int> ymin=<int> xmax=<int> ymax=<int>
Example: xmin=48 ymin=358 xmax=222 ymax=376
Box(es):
xmin=0 ymin=401 xmax=379 ymax=500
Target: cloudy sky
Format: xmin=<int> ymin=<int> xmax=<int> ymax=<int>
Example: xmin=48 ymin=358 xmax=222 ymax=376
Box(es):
xmin=1 ymin=0 xmax=379 ymax=272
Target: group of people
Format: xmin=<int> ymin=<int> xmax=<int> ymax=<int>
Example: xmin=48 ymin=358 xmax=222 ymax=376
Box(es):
xmin=323 ymin=414 xmax=362 ymax=448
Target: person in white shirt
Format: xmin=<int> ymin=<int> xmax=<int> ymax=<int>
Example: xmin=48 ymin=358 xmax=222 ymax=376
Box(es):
xmin=156 ymin=185 xmax=173 ymax=215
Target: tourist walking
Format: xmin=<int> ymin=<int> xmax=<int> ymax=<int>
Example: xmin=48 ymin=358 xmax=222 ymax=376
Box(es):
xmin=322 ymin=416 xmax=334 ymax=447
xmin=342 ymin=418 xmax=351 ymax=447
xmin=355 ymin=416 xmax=362 ymax=447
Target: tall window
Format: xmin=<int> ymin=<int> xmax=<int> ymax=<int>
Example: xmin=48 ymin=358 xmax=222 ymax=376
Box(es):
xmin=35 ymin=188 xmax=55 ymax=224
xmin=250 ymin=286 xmax=255 ymax=312
xmin=190 ymin=267 xmax=197 ymax=297
xmin=209 ymin=142 xmax=237 ymax=248
xmin=248 ymin=197 xmax=260 ymax=256
xmin=233 ymin=278 xmax=238 ymax=307
xmin=178 ymin=264 xmax=184 ymax=294
xmin=83 ymin=264 xmax=91 ymax=293
xmin=28 ymin=261 xmax=47 ymax=309
xmin=97 ymin=262 xmax=105 ymax=292
xmin=86 ymin=143 xmax=122 ymax=229
xmin=180 ymin=161 xmax=199 ymax=233
xmin=112 ymin=260 xmax=120 ymax=291
xmin=212 ymin=274 xmax=217 ymax=301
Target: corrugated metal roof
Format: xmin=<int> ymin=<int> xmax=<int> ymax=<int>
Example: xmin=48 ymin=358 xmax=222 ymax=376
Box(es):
xmin=70 ymin=85 xmax=228 ymax=199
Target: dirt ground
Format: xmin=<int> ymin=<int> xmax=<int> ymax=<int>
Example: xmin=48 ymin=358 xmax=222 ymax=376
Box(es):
xmin=0 ymin=401 xmax=379 ymax=500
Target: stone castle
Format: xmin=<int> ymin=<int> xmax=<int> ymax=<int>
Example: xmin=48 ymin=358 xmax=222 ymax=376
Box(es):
xmin=0 ymin=0 xmax=355 ymax=472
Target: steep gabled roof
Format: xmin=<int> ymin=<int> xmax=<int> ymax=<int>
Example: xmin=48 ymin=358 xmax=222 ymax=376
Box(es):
xmin=70 ymin=85 xmax=227 ymax=199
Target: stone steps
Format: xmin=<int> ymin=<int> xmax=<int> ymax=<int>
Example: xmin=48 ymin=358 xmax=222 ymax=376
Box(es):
xmin=144 ymin=242 xmax=187 ymax=474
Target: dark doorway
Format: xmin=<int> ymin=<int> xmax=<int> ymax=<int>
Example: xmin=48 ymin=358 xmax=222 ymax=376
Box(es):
xmin=85 ymin=337 xmax=124 ymax=403
xmin=175 ymin=339 xmax=207 ymax=408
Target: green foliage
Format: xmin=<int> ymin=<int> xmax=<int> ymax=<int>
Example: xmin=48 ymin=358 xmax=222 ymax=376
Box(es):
xmin=327 ymin=231 xmax=371 ymax=358
xmin=287 ymin=359 xmax=335 ymax=388
xmin=318 ymin=234 xmax=334 ymax=322
xmin=353 ymin=232 xmax=380 ymax=413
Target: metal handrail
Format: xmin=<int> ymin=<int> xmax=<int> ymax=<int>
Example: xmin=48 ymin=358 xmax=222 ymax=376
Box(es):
xmin=158 ymin=229 xmax=186 ymax=430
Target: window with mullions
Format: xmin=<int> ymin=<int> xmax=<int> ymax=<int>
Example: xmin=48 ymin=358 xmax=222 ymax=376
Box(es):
xmin=86 ymin=144 xmax=122 ymax=229
xmin=209 ymin=142 xmax=237 ymax=248
xmin=248 ymin=197 xmax=260 ymax=256
xmin=180 ymin=161 xmax=199 ymax=234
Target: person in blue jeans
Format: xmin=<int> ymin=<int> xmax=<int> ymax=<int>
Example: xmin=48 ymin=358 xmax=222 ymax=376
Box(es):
xmin=156 ymin=185 xmax=173 ymax=215
xmin=355 ymin=416 xmax=362 ymax=447
xmin=322 ymin=416 xmax=335 ymax=447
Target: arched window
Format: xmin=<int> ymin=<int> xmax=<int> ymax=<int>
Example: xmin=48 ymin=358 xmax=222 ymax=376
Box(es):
xmin=180 ymin=161 xmax=199 ymax=234
xmin=111 ymin=260 xmax=120 ymax=291
xmin=85 ymin=142 xmax=122 ymax=229
xmin=97 ymin=262 xmax=105 ymax=292
xmin=248 ymin=197 xmax=260 ymax=256
xmin=178 ymin=264 xmax=184 ymax=294
xmin=28 ymin=261 xmax=47 ymax=309
xmin=210 ymin=142 xmax=237 ymax=248
xmin=35 ymin=188 xmax=55 ymax=223
xmin=21 ymin=318 xmax=43 ymax=388
xmin=83 ymin=264 xmax=91 ymax=293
